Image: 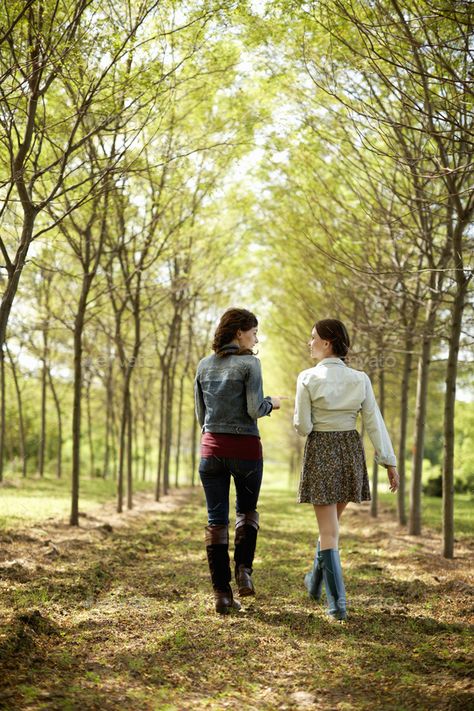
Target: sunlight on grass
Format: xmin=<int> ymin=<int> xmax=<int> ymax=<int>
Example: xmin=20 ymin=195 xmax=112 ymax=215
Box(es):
xmin=1 ymin=473 xmax=472 ymax=711
xmin=0 ymin=473 xmax=153 ymax=529
xmin=378 ymin=490 xmax=473 ymax=538
xmin=1 ymin=461 xmax=472 ymax=541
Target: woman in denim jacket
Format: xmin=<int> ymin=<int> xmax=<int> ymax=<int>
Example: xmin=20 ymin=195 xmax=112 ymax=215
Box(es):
xmin=294 ymin=319 xmax=399 ymax=622
xmin=195 ymin=308 xmax=283 ymax=614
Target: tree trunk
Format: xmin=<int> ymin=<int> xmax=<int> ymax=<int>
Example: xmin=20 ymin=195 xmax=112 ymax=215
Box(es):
xmin=70 ymin=284 xmax=90 ymax=526
xmin=117 ymin=383 xmax=130 ymax=514
xmin=132 ymin=400 xmax=140 ymax=482
xmin=103 ymin=359 xmax=114 ymax=478
xmin=112 ymin=402 xmax=119 ymax=481
xmin=174 ymin=373 xmax=186 ymax=488
xmin=191 ymin=411 xmax=198 ymax=487
xmin=6 ymin=344 xmax=27 ymax=478
xmin=175 ymin=318 xmax=192 ymax=487
xmin=142 ymin=403 xmax=149 ymax=482
xmin=48 ymin=369 xmax=63 ymax=479
xmin=86 ymin=377 xmax=95 ymax=477
xmin=155 ymin=369 xmax=166 ymax=501
xmin=0 ymin=210 xmax=36 ymax=349
xmin=38 ymin=327 xmax=48 ymax=477
xmin=371 ymin=458 xmax=379 ymax=518
xmin=127 ymin=395 xmax=133 ymax=510
xmin=163 ymin=308 xmax=182 ymax=493
xmin=408 ymin=300 xmax=437 ymax=536
xmin=442 ymin=275 xmax=470 ymax=558
xmin=0 ymin=347 xmax=4 ymax=482
xmin=397 ymin=342 xmax=414 ymax=526
xmin=370 ymin=368 xmax=385 ymax=518
xmin=163 ymin=371 xmax=174 ymax=495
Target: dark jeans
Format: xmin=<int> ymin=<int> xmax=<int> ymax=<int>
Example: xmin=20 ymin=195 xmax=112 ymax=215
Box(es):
xmin=199 ymin=456 xmax=263 ymax=525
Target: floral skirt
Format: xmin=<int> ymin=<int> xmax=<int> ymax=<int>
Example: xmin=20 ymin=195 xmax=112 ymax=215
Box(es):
xmin=297 ymin=430 xmax=371 ymax=505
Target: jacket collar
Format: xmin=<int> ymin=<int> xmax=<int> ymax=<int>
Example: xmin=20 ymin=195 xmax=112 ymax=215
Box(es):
xmin=317 ymin=357 xmax=346 ymax=366
xmin=217 ymin=343 xmax=240 ymax=355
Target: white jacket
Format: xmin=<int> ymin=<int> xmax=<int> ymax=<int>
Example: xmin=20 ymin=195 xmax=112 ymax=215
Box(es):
xmin=293 ymin=357 xmax=397 ymax=468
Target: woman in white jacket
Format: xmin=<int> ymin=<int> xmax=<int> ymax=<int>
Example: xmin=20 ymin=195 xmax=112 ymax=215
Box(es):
xmin=293 ymin=318 xmax=399 ymax=622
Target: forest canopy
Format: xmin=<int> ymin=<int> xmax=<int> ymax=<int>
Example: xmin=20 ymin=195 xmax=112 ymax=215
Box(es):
xmin=0 ymin=0 xmax=472 ymax=559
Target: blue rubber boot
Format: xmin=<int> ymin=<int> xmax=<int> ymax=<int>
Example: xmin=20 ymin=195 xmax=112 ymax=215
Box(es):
xmin=320 ymin=548 xmax=347 ymax=621
xmin=304 ymin=539 xmax=323 ymax=601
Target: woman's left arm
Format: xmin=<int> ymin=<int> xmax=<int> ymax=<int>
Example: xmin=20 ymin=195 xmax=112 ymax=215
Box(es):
xmin=293 ymin=372 xmax=313 ymax=437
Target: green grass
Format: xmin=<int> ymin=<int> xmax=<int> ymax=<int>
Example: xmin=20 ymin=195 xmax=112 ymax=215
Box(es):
xmin=379 ymin=489 xmax=473 ymax=538
xmin=1 ymin=460 xmax=472 ymax=539
xmin=0 ymin=470 xmax=472 ymax=710
xmin=0 ymin=471 xmax=154 ymax=529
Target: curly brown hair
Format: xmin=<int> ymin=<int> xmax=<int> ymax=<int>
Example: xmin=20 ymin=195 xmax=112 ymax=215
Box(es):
xmin=315 ymin=318 xmax=350 ymax=361
xmin=212 ymin=308 xmax=258 ymax=357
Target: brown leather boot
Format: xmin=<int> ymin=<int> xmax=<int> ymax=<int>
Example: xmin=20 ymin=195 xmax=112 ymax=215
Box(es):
xmin=205 ymin=524 xmax=241 ymax=614
xmin=234 ymin=511 xmax=259 ymax=596
xmin=212 ymin=587 xmax=241 ymax=614
xmin=235 ymin=565 xmax=254 ymax=596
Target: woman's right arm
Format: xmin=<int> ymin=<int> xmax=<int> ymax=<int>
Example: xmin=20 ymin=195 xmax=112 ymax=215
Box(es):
xmin=194 ymin=375 xmax=205 ymax=427
xmin=293 ymin=372 xmax=313 ymax=436
xmin=245 ymin=358 xmax=273 ymax=419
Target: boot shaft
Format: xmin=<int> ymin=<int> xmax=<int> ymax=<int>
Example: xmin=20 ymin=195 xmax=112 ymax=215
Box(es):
xmin=234 ymin=511 xmax=259 ymax=572
xmin=205 ymin=524 xmax=231 ymax=592
xmin=319 ymin=548 xmax=347 ymax=621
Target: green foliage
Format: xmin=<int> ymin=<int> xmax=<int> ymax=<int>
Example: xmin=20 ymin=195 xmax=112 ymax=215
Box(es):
xmin=0 ymin=0 xmax=472 ymax=545
xmin=454 ymin=401 xmax=474 ymax=491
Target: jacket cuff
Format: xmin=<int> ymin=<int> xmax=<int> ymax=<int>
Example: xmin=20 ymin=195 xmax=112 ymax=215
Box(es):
xmin=375 ymin=453 xmax=397 ymax=468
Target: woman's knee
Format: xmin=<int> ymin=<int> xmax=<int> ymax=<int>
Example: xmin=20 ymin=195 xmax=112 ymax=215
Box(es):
xmin=206 ymin=501 xmax=229 ymax=527
xmin=207 ymin=518 xmax=229 ymax=528
xmin=314 ymin=504 xmax=338 ymax=529
xmin=313 ymin=504 xmax=339 ymax=547
xmin=234 ymin=461 xmax=263 ymax=512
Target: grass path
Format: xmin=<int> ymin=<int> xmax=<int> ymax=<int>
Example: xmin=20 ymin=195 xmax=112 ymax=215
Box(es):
xmin=0 ymin=479 xmax=472 ymax=710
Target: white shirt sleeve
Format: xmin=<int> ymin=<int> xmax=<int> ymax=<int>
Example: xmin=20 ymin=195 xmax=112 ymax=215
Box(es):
xmin=361 ymin=373 xmax=397 ymax=467
xmin=293 ymin=372 xmax=313 ymax=437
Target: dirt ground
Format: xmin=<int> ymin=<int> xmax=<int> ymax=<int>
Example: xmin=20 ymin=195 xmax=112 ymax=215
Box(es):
xmin=0 ymin=484 xmax=472 ymax=710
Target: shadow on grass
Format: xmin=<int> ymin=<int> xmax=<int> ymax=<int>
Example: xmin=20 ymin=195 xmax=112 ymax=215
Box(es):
xmin=1 ymin=485 xmax=472 ymax=710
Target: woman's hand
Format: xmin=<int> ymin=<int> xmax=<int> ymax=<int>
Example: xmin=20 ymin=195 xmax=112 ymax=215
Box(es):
xmin=271 ymin=396 xmax=288 ymax=410
xmin=387 ymin=466 xmax=399 ymax=493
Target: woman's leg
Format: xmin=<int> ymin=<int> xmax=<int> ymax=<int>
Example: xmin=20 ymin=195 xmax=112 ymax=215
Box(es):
xmin=305 ymin=502 xmax=349 ymax=600
xmin=313 ymin=504 xmax=339 ymax=550
xmin=231 ymin=458 xmax=263 ymax=595
xmin=313 ymin=502 xmax=348 ymax=547
xmin=199 ymin=457 xmax=240 ymax=613
xmin=336 ymin=502 xmax=348 ymax=521
xmin=232 ymin=458 xmax=263 ymax=515
xmin=199 ymin=456 xmax=231 ymax=525
xmin=312 ymin=503 xmax=347 ymax=620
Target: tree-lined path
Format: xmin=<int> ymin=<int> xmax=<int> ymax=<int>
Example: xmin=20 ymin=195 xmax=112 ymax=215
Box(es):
xmin=1 ymin=478 xmax=472 ymax=710
xmin=1 ymin=1 xmax=473 ymax=707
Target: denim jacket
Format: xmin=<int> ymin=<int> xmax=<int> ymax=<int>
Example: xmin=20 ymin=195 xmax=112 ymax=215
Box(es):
xmin=194 ymin=344 xmax=272 ymax=436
